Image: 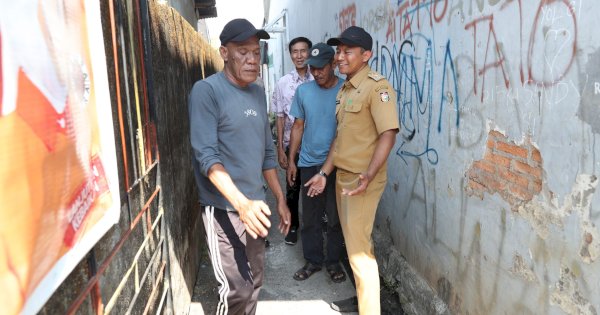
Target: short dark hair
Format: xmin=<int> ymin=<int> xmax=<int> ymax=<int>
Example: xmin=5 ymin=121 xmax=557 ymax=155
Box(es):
xmin=288 ymin=37 xmax=312 ymax=52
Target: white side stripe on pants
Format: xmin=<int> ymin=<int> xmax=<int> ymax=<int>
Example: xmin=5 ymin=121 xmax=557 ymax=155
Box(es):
xmin=205 ymin=206 xmax=229 ymax=315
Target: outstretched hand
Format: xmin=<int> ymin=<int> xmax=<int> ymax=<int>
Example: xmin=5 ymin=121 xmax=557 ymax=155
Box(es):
xmin=342 ymin=173 xmax=370 ymax=196
xmin=237 ymin=199 xmax=272 ymax=239
xmin=304 ymin=174 xmax=326 ymax=197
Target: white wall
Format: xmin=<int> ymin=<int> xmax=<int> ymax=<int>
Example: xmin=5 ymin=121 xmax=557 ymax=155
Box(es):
xmin=266 ymin=1 xmax=600 ymax=314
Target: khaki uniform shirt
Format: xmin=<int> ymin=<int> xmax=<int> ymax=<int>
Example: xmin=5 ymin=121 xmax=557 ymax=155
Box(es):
xmin=333 ymin=66 xmax=399 ymax=174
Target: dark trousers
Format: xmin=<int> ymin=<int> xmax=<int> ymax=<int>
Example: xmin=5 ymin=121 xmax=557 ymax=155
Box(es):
xmin=300 ymin=166 xmax=344 ymax=266
xmin=285 ymin=147 xmax=301 ymax=229
xmin=202 ymin=206 xmax=265 ymax=315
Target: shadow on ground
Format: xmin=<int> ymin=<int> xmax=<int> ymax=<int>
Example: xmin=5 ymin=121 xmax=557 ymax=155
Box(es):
xmin=189 ymin=170 xmax=404 ymax=315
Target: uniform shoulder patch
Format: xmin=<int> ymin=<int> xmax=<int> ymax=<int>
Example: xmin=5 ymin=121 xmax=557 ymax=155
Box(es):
xmin=368 ymin=71 xmax=384 ymax=82
xmin=380 ymin=91 xmax=390 ymax=102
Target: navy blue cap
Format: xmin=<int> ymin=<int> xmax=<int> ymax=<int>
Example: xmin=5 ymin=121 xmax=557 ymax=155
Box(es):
xmin=220 ymin=18 xmax=270 ymax=46
xmin=327 ymin=26 xmax=373 ymax=51
xmin=304 ymin=43 xmax=335 ymax=68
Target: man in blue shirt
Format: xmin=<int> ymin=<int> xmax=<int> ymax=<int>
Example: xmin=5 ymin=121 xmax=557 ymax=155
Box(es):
xmin=287 ymin=43 xmax=346 ymax=283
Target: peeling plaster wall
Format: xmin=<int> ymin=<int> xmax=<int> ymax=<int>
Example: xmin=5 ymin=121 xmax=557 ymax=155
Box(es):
xmin=267 ymin=0 xmax=600 ymax=314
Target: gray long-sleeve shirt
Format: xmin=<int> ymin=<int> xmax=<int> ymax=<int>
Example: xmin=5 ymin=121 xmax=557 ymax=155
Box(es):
xmin=189 ymin=71 xmax=277 ymax=211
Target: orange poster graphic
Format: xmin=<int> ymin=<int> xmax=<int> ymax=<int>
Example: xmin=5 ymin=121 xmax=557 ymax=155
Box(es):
xmin=0 ymin=0 xmax=119 ymax=314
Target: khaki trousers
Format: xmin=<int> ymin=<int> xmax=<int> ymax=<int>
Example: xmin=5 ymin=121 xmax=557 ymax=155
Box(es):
xmin=336 ymin=169 xmax=386 ymax=315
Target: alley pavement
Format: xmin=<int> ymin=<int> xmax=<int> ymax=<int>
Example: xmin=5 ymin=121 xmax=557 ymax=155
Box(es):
xmin=190 ymin=170 xmax=357 ymax=315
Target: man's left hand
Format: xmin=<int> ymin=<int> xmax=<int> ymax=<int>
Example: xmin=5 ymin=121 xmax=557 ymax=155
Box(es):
xmin=342 ymin=173 xmax=370 ymax=196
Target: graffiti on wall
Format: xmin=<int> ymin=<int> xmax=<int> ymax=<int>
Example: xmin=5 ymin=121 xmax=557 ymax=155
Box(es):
xmin=338 ymin=0 xmax=581 ymax=166
xmin=337 ymin=4 xmax=356 ymax=33
xmin=368 ymin=37 xmax=459 ymax=165
xmin=330 ymin=0 xmax=598 ymax=313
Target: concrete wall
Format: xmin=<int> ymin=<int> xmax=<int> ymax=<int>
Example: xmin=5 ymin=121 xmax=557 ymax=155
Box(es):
xmin=145 ymin=1 xmax=222 ymax=313
xmin=266 ymin=1 xmax=600 ymax=314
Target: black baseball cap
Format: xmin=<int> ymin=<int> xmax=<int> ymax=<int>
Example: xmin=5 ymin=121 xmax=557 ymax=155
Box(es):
xmin=304 ymin=43 xmax=335 ymax=68
xmin=220 ymin=18 xmax=270 ymax=46
xmin=327 ymin=26 xmax=373 ymax=51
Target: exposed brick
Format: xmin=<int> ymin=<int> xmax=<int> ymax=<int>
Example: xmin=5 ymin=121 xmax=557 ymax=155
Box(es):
xmin=468 ymin=169 xmax=485 ymax=184
xmin=467 ymin=129 xmax=544 ymax=207
xmin=510 ymin=184 xmax=534 ymax=201
xmin=513 ymin=160 xmax=543 ymax=179
xmin=531 ymin=148 xmax=542 ymax=164
xmin=499 ymin=169 xmax=529 ymax=188
xmin=467 ymin=168 xmax=480 ymax=181
xmin=486 ymin=137 xmax=495 ymax=150
xmin=480 ymin=174 xmax=506 ymax=192
xmin=469 ymin=179 xmax=486 ymax=192
xmin=488 ymin=130 xmax=504 ymax=139
xmin=530 ymin=179 xmax=542 ymax=192
xmin=473 ymin=160 xmax=496 ymax=174
xmin=467 ymin=180 xmax=485 ymax=199
xmin=497 ymin=141 xmax=529 ymax=159
xmin=484 ymin=147 xmax=491 ymax=156
xmin=485 ymin=152 xmax=511 ymax=168
xmin=468 ymin=171 xmax=486 ymax=186
xmin=498 ymin=168 xmax=516 ymax=182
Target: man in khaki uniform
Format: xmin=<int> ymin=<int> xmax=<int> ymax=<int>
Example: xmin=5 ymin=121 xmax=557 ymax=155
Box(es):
xmin=305 ymin=26 xmax=399 ymax=314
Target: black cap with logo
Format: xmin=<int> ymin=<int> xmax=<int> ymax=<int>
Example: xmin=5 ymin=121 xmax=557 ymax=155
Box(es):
xmin=220 ymin=18 xmax=270 ymax=46
xmin=304 ymin=43 xmax=335 ymax=68
xmin=327 ymin=26 xmax=373 ymax=51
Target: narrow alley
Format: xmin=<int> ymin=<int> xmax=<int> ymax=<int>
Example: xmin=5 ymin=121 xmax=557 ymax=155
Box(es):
xmin=189 ymin=170 xmax=359 ymax=315
xmin=2 ymin=0 xmax=600 ymax=314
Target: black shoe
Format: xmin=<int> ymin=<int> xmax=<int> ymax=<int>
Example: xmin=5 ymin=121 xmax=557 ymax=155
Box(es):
xmin=265 ymin=239 xmax=270 ymax=248
xmin=284 ymin=228 xmax=297 ymax=245
xmin=330 ymin=296 xmax=358 ymax=312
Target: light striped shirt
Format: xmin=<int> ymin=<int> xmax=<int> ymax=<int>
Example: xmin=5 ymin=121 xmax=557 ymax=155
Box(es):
xmin=270 ymin=69 xmax=313 ymax=148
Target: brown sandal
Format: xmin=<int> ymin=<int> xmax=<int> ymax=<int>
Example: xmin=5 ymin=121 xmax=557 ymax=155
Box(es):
xmin=326 ymin=264 xmax=346 ymax=283
xmin=293 ymin=262 xmax=322 ymax=281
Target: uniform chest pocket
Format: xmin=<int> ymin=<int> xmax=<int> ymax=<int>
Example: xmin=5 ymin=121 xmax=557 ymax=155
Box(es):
xmin=342 ymin=102 xmax=367 ymax=130
xmin=344 ymin=102 xmax=363 ymax=113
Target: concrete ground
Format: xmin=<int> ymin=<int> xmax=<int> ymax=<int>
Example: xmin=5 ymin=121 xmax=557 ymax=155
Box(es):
xmin=189 ymin=171 xmax=358 ymax=315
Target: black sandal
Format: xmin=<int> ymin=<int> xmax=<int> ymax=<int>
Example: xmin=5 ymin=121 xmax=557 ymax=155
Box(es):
xmin=293 ymin=262 xmax=322 ymax=281
xmin=326 ymin=264 xmax=346 ymax=283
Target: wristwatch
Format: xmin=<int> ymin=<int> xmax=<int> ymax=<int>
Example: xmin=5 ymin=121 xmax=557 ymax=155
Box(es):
xmin=318 ymin=169 xmax=328 ymax=178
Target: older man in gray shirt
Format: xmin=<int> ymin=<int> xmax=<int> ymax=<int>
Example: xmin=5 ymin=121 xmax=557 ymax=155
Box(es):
xmin=189 ymin=18 xmax=290 ymax=315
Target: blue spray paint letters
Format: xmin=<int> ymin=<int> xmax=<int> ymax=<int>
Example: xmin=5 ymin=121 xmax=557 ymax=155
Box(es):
xmin=370 ymin=35 xmax=459 ymax=166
